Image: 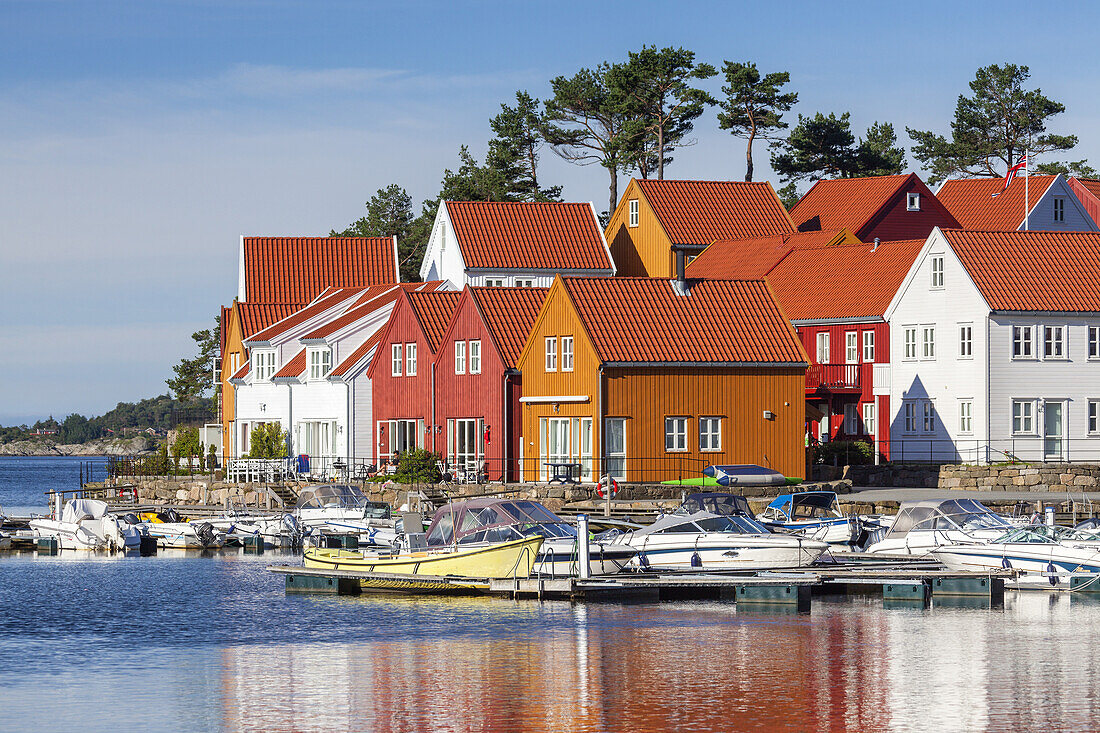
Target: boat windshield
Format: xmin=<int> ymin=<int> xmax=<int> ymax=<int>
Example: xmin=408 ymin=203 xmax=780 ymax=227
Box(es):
xmin=885 ymin=500 xmax=1010 ymax=539
xmin=427 ymin=499 xmax=572 ymax=546
xmin=678 ymin=494 xmax=753 ymax=517
xmin=296 ymin=484 xmax=384 ymax=514
xmin=993 ymin=527 xmax=1060 ymax=544
xmin=656 ymin=515 xmax=769 ymax=535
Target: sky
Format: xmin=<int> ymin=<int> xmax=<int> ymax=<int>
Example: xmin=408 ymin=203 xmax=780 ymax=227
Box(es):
xmin=3 ymin=0 xmax=1100 ymax=425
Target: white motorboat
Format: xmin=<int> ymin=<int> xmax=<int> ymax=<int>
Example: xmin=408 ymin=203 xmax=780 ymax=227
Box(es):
xmin=612 ymin=511 xmax=829 ymax=571
xmin=423 ymin=498 xmax=637 ymax=577
xmin=134 ymin=510 xmax=225 ymax=549
xmin=207 ymin=511 xmax=302 ymax=548
xmin=864 ymin=499 xmax=1014 ymax=557
xmin=932 ymin=526 xmax=1100 ymax=588
xmin=296 ymin=484 xmax=397 ymax=547
xmin=30 ymin=499 xmax=142 ymax=551
xmin=758 ymin=491 xmax=860 ymax=545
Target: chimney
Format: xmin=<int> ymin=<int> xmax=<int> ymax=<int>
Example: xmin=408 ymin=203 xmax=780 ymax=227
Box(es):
xmin=672 ymin=248 xmax=690 ymax=295
xmin=872 ymin=237 xmax=880 ymax=252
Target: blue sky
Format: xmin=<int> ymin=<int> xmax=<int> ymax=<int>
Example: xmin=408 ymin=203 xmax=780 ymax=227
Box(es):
xmin=3 ymin=0 xmax=1099 ymax=424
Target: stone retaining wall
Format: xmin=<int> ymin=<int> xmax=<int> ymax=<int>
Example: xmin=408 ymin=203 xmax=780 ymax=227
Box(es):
xmin=847 ymin=463 xmax=1100 ymax=491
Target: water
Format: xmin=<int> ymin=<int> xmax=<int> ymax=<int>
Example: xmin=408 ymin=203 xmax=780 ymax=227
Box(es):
xmin=3 ymin=457 xmax=1100 ymax=732
xmin=0 ymin=455 xmax=102 ymax=516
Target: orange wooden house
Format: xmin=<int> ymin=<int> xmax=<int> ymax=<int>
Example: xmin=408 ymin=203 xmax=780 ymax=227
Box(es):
xmin=515 ymin=276 xmax=809 ymax=484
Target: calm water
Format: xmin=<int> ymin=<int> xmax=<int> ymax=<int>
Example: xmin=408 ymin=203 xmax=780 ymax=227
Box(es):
xmin=3 ymin=457 xmax=1100 ymax=732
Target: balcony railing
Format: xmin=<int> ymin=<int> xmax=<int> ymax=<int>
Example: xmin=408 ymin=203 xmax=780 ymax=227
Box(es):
xmin=806 ymin=363 xmax=861 ymax=391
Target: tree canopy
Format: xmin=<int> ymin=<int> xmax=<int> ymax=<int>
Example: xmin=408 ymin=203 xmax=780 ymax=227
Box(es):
xmin=330 ymin=184 xmax=421 ymax=281
xmin=771 ymin=112 xmax=905 ymax=182
xmin=487 ymin=91 xmax=562 ymax=202
xmin=717 ymin=61 xmax=797 ymax=181
xmin=166 ymin=318 xmax=219 ymax=402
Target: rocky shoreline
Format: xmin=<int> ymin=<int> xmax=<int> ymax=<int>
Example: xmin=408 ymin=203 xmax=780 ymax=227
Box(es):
xmin=0 ymin=436 xmax=155 ymax=457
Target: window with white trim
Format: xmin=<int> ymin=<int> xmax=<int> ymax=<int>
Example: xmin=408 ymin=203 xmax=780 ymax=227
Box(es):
xmin=561 ymin=336 xmax=574 ymax=372
xmin=514 ymin=278 xmax=536 ymax=287
xmin=816 ymin=332 xmax=830 ymax=364
xmin=628 ymin=199 xmax=639 ymax=227
xmin=922 ymin=401 xmax=936 ymax=432
xmin=922 ymin=325 xmax=936 ymax=359
xmin=903 ymin=327 xmax=918 ymax=360
xmin=930 ymin=255 xmax=944 ymax=288
xmin=454 ymin=341 xmax=466 ymax=375
xmin=485 ymin=278 xmax=507 ymax=287
xmin=405 ymin=343 xmax=417 ymax=376
xmin=845 ymin=331 xmax=859 ymax=364
xmin=468 ymin=340 xmax=481 ymax=374
xmin=699 ymin=417 xmax=721 ymax=451
xmin=844 ymin=403 xmax=859 ymax=434
xmin=1043 ymin=325 xmax=1066 ymax=359
xmin=862 ymin=331 xmax=875 ymax=362
xmin=1090 ymin=326 xmax=1100 ymax=360
xmin=1089 ymin=400 xmax=1100 ymax=435
xmin=1012 ymin=400 xmax=1035 ymax=434
xmin=903 ymin=402 xmax=916 ymax=433
xmin=1012 ymin=325 xmax=1034 ymax=359
xmin=907 ymin=192 xmax=921 ymax=211
xmin=1053 ymin=197 xmax=1065 ymax=222
xmin=253 ymin=350 xmax=276 ymax=381
xmin=664 ymin=417 xmax=688 ymax=452
xmin=545 ymin=337 xmax=557 ymax=372
xmin=391 ymin=344 xmax=403 ymax=377
xmin=308 ymin=348 xmax=332 ymax=380
xmin=959 ymin=400 xmax=973 ymax=434
xmin=959 ymin=324 xmax=973 ymax=358
xmin=862 ymin=402 xmax=876 ymax=436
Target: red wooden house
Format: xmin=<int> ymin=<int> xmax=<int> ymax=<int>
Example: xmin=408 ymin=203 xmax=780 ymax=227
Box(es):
xmin=368 ymin=289 xmax=460 ymax=461
xmin=433 ymin=286 xmax=548 ymax=482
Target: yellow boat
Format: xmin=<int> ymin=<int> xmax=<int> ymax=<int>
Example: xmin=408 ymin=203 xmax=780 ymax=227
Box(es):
xmin=302 ymin=535 xmax=544 ymax=592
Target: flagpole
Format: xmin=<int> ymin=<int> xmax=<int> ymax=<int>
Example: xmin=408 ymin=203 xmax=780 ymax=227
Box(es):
xmin=1024 ymin=146 xmax=1029 ymax=231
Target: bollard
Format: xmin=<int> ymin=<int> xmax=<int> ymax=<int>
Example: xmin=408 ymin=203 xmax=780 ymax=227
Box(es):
xmin=577 ymin=514 xmax=591 ymax=580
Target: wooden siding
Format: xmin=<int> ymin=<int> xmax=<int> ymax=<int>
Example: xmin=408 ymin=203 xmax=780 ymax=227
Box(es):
xmin=859 ymin=180 xmax=959 ymax=242
xmin=605 ymin=179 xmax=674 ymax=277
xmin=369 ymin=296 xmax=434 ymax=457
xmin=220 ymin=306 xmax=245 ymax=460
xmin=1069 ymin=178 xmax=1100 ymax=229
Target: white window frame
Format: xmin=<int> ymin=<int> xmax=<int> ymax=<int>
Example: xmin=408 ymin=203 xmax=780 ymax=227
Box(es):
xmin=1043 ymin=325 xmax=1066 ymax=360
xmin=903 ymin=402 xmax=917 ymax=433
xmin=405 ymin=342 xmax=417 ymax=376
xmin=930 ymin=255 xmax=944 ymax=289
xmin=469 ymin=339 xmax=481 ymax=374
xmin=922 ymin=401 xmax=936 ymax=433
xmin=391 ymin=343 xmax=403 ymax=377
xmin=907 ymin=192 xmax=921 ymax=211
xmin=485 ymin=278 xmax=507 ymax=287
xmin=862 ymin=402 xmax=876 ymax=436
xmin=816 ymin=332 xmax=830 ymax=364
xmin=308 ymin=347 xmax=332 ymax=380
xmin=903 ymin=326 xmax=917 ymax=360
xmin=1090 ymin=326 xmax=1100 ymax=360
xmin=862 ymin=331 xmax=875 ymax=362
xmin=514 ymin=278 xmax=536 ymax=288
xmin=699 ymin=417 xmax=722 ymax=452
xmin=1089 ymin=400 xmax=1100 ymax=435
xmin=1053 ymin=197 xmax=1065 ymax=222
xmin=844 ymin=403 xmax=859 ymax=435
xmin=958 ymin=323 xmax=973 ymax=359
xmin=664 ymin=416 xmax=688 ymax=452
xmin=545 ymin=337 xmax=557 ymax=372
xmin=253 ymin=349 xmax=276 ymax=382
xmin=921 ymin=325 xmax=936 ymax=360
xmin=628 ymin=198 xmax=639 ymax=228
xmin=1012 ymin=399 xmax=1036 ymax=435
xmin=959 ymin=399 xmax=973 ymax=435
xmin=845 ymin=331 xmax=859 ymax=364
xmin=561 ymin=336 xmax=574 ymax=372
xmin=454 ymin=340 xmax=466 ymax=375
xmin=1012 ymin=325 xmax=1035 ymax=359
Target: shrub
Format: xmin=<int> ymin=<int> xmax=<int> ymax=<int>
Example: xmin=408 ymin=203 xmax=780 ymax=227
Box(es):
xmin=206 ymin=444 xmax=218 ymax=471
xmin=394 ymin=449 xmax=441 ymax=484
xmin=812 ymin=440 xmax=875 ymax=466
xmin=249 ymin=423 xmax=288 ymax=459
xmin=171 ymin=426 xmax=202 ymax=459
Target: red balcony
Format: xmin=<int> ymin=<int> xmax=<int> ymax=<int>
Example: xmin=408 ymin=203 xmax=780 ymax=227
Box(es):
xmin=806 ymin=363 xmax=861 ymax=393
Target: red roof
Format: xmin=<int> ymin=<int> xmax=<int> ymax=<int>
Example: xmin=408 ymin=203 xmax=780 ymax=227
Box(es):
xmin=559 ymin=277 xmax=806 ymax=364
xmin=766 ymin=240 xmax=925 ymax=320
xmin=300 ymin=282 xmax=446 ymax=340
xmin=331 ymin=329 xmax=387 ymax=379
xmin=469 ymin=287 xmax=549 ymax=368
xmin=445 ymin=201 xmax=612 ymax=271
xmin=229 ymin=361 xmax=250 ymax=381
xmin=937 ymin=176 xmax=1057 ymax=230
xmin=408 ymin=291 xmax=462 ymax=353
xmin=247 ymin=288 xmax=366 ymax=344
xmin=1073 ymin=178 xmax=1100 ymax=201
xmin=634 ymin=180 xmax=795 ymax=246
xmin=942 ymin=229 xmax=1100 ymax=311
xmin=242 ymin=237 xmax=397 ymax=304
xmin=273 ymin=348 xmax=307 ymax=380
xmin=237 ymin=303 xmax=300 ymax=340
xmin=687 ymin=230 xmax=851 ymax=279
xmin=789 ymin=173 xmax=958 ymax=237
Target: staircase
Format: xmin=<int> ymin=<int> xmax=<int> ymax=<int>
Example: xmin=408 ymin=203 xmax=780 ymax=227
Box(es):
xmin=269 ymin=483 xmax=300 ymax=508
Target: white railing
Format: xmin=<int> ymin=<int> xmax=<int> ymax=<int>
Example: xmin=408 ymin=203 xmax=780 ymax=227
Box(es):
xmin=226 ymin=458 xmax=289 ymax=483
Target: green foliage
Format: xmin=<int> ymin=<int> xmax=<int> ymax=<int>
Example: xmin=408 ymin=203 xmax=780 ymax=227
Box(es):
xmin=717 ymin=61 xmax=797 ymax=181
xmin=206 ymin=444 xmax=218 ymax=471
xmin=0 ymin=395 xmax=212 ymax=445
xmin=857 ymin=122 xmax=907 ymax=177
xmin=394 ymin=448 xmax=442 ymax=484
xmin=811 ymin=440 xmax=875 ymax=466
xmin=330 ymin=184 xmax=422 ymax=282
xmin=61 ymin=413 xmax=97 ymax=443
xmin=776 ymin=182 xmax=801 ymax=210
xmin=1035 ymin=160 xmax=1099 ymax=178
xmin=166 ymin=316 xmax=220 ymax=402
xmin=172 ymin=426 xmax=202 ymax=458
xmin=247 ymin=423 xmax=288 ymax=459
xmin=487 ymin=91 xmax=562 ymax=202
xmin=907 ymin=63 xmax=1080 ymax=184
xmin=771 ymin=112 xmax=905 ymax=182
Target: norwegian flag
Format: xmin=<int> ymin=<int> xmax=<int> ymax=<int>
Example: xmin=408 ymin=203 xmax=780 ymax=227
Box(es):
xmin=991 ymin=155 xmax=1027 ymax=197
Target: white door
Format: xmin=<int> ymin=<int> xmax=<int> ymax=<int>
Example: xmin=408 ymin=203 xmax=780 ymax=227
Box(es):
xmin=1044 ymin=401 xmax=1065 ymax=460
xmin=605 ymin=418 xmax=626 ymax=479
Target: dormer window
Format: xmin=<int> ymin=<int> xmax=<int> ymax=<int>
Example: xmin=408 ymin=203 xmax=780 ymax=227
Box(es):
xmin=907 ymin=192 xmax=921 ymax=211
xmin=308 ymin=347 xmax=332 ymax=380
xmin=253 ymin=350 xmax=276 ymax=381
xmin=629 ymin=199 xmax=639 ymax=228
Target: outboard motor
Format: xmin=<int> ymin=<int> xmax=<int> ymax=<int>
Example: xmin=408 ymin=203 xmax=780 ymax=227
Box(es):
xmin=161 ymin=509 xmax=181 ymax=524
xmin=282 ymin=514 xmax=302 ymax=547
xmin=194 ymin=522 xmax=216 ymax=548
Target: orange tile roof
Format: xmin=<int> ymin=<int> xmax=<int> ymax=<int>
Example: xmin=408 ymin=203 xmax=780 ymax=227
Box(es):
xmin=331 ymin=329 xmax=387 ymax=379
xmin=242 ymin=236 xmax=397 ymax=304
xmin=229 ymin=362 xmax=250 ymax=382
xmin=237 ymin=303 xmax=303 ymax=340
xmin=273 ymin=348 xmax=307 ymax=380
xmin=937 ymin=176 xmax=1057 ymax=230
xmin=1074 ymin=178 xmax=1100 ymax=200
xmin=299 ymin=282 xmax=447 ymax=341
xmin=635 ymin=179 xmax=795 ymax=245
xmin=247 ymin=288 xmax=366 ymax=344
xmin=445 ymin=201 xmax=612 ymax=271
xmin=686 ymin=230 xmax=851 ymax=279
xmin=560 ymin=277 xmax=806 ymax=364
xmin=789 ymin=173 xmax=958 ymax=236
xmin=942 ymin=230 xmax=1100 ymax=311
xmin=408 ymin=290 xmax=462 ymax=353
xmin=469 ymin=287 xmax=550 ymax=367
xmin=765 ymin=240 xmax=925 ymax=320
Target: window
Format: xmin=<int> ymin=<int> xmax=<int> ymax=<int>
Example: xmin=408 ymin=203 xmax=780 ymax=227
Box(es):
xmin=922 ymin=325 xmax=936 ymax=359
xmin=862 ymin=402 xmax=876 ymax=436
xmin=903 ymin=402 xmax=917 ymax=433
xmin=699 ymin=417 xmax=721 ymax=451
xmin=1090 ymin=327 xmax=1100 ymax=359
xmin=561 ymin=336 xmax=574 ymax=372
xmin=1012 ymin=400 xmax=1035 ymax=434
xmin=405 ymin=343 xmax=417 ymax=376
xmin=469 ymin=340 xmax=481 ymax=374
xmin=309 ymin=348 xmax=332 ymax=380
xmin=959 ymin=400 xmax=973 ymax=434
xmin=545 ymin=337 xmax=557 ymax=372
xmin=485 ymin=278 xmax=507 ymax=287
xmin=862 ymin=331 xmax=875 ymax=362
xmin=907 ymin=192 xmax=921 ymax=211
xmin=959 ymin=324 xmax=973 ymax=358
xmin=391 ymin=344 xmax=403 ymax=377
xmin=846 ymin=331 xmax=859 ymax=364
xmin=454 ymin=341 xmax=466 ymax=375
xmin=922 ymin=401 xmax=936 ymax=432
xmin=605 ymin=418 xmax=626 ymax=479
xmin=1089 ymin=400 xmax=1100 ymax=434
xmin=816 ymin=332 xmax=830 ymax=364
xmin=1044 ymin=326 xmax=1065 ymax=359
xmin=930 ymin=255 xmax=944 ymax=288
xmin=514 ymin=278 xmax=536 ymax=288
xmin=1012 ymin=325 xmax=1034 ymax=359
xmin=844 ymin=403 xmax=859 ymax=434
xmin=254 ymin=350 xmax=276 ymax=381
xmin=904 ymin=327 xmax=917 ymax=360
xmin=628 ymin=199 xmax=639 ymax=227
xmin=1053 ymin=197 xmax=1065 ymax=222
xmin=665 ymin=417 xmax=688 ymax=452
xmin=230 ymin=352 xmax=240 ymax=374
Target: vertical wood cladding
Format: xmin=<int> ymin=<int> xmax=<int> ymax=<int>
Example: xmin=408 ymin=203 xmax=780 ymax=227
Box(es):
xmin=605 ymin=180 xmax=673 ymax=278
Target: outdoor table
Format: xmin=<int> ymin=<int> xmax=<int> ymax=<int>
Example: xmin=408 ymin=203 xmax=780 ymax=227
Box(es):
xmin=545 ymin=462 xmax=581 ymax=484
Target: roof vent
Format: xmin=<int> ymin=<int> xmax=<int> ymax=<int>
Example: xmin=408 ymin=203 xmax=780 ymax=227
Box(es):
xmin=872 ymin=237 xmax=880 ymax=252
xmin=672 ymin=249 xmax=691 ymax=296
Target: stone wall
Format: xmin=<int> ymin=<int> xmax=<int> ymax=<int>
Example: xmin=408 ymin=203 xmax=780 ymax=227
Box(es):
xmin=847 ymin=462 xmax=1100 ymax=491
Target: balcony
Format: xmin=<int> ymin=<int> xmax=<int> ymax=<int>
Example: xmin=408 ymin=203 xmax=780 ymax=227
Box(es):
xmin=806 ymin=363 xmax=861 ymax=393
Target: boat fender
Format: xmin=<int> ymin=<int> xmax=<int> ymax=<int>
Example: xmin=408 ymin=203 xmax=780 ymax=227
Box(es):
xmin=1001 ymin=557 xmax=1012 ymax=569
xmin=1047 ymin=562 xmax=1058 ymax=587
xmin=690 ymin=552 xmax=702 ymax=569
xmin=637 ymin=551 xmax=649 ymax=569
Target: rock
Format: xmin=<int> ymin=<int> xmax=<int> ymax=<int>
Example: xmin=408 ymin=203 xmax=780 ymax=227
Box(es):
xmin=175 ymin=489 xmax=189 ymax=502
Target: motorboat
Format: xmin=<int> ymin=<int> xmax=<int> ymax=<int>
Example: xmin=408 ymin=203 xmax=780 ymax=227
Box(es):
xmin=759 ymin=491 xmax=860 ymax=545
xmin=702 ymin=464 xmax=786 ymax=487
xmin=29 ymin=499 xmax=142 ymax=551
xmin=423 ymin=498 xmax=637 ymax=577
xmin=864 ymin=499 xmax=1014 ymax=557
xmin=207 ymin=510 xmax=302 ymax=548
xmin=676 ymin=492 xmax=755 ymax=517
xmin=296 ymin=484 xmax=397 ymax=547
xmin=611 ymin=511 xmax=829 ymax=571
xmin=135 ymin=510 xmax=225 ymax=549
xmin=932 ymin=526 xmax=1100 ymax=588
